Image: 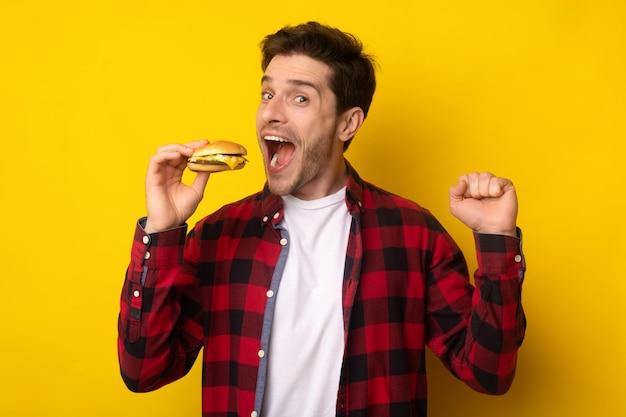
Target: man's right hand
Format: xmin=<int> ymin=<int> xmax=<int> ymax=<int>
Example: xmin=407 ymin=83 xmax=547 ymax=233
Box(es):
xmin=144 ymin=140 xmax=211 ymax=233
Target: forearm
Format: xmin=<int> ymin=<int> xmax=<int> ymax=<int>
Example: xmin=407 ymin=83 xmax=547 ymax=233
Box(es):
xmin=456 ymin=232 xmax=526 ymax=393
xmin=117 ymin=219 xmax=203 ymax=392
xmin=427 ymin=230 xmax=526 ymax=394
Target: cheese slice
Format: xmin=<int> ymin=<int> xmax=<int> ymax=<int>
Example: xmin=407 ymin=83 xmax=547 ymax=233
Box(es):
xmin=213 ymin=154 xmax=247 ymax=169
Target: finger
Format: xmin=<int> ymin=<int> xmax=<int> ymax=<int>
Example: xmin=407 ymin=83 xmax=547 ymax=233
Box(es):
xmin=487 ymin=176 xmax=503 ymax=197
xmin=449 ymin=175 xmax=468 ymax=202
xmin=488 ymin=176 xmax=515 ymax=197
xmin=153 ymin=140 xmax=210 ymax=169
xmin=466 ymin=172 xmax=500 ymax=199
xmin=148 ymin=150 xmax=188 ymax=172
xmin=465 ymin=172 xmax=484 ymax=199
xmin=184 ymin=139 xmax=210 ymax=151
xmin=155 ymin=143 xmax=197 ymax=158
xmin=500 ymin=177 xmax=515 ymax=193
xmin=149 ymin=142 xmax=208 ymax=172
xmin=478 ymin=172 xmax=494 ymax=197
xmin=190 ymin=171 xmax=211 ymax=197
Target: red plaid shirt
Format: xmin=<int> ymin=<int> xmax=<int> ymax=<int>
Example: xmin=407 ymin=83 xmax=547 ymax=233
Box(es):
xmin=118 ymin=161 xmax=526 ymax=417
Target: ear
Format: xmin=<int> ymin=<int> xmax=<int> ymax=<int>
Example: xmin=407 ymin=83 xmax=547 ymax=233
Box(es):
xmin=337 ymin=107 xmax=365 ymax=144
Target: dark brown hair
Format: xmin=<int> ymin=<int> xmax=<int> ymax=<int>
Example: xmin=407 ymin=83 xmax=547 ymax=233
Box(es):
xmin=260 ymin=22 xmax=377 ymax=149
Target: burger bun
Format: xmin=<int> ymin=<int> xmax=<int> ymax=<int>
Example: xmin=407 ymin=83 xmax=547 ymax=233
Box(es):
xmin=187 ymin=140 xmax=248 ymax=173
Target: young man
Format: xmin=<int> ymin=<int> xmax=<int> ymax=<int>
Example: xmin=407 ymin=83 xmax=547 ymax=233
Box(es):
xmin=118 ymin=21 xmax=526 ymax=417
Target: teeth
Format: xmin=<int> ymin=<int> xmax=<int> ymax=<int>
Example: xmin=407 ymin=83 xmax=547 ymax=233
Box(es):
xmin=264 ymin=135 xmax=288 ymax=142
xmin=270 ymin=153 xmax=279 ymax=168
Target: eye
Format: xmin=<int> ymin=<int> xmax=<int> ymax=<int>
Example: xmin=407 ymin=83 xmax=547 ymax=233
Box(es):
xmin=262 ymin=92 xmax=273 ymax=100
xmin=294 ymin=95 xmax=308 ymax=104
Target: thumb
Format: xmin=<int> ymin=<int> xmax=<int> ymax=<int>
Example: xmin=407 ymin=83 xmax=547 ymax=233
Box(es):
xmin=449 ymin=177 xmax=468 ymax=204
xmin=190 ymin=171 xmax=211 ymax=199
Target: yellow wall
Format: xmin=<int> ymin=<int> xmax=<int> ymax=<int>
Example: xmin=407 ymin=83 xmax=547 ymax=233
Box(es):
xmin=1 ymin=1 xmax=624 ymax=416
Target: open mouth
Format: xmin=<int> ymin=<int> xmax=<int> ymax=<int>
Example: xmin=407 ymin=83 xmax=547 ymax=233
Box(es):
xmin=264 ymin=135 xmax=296 ymax=171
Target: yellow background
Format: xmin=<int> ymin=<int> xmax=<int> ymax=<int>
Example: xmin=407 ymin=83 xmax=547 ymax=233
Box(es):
xmin=1 ymin=1 xmax=625 ymax=416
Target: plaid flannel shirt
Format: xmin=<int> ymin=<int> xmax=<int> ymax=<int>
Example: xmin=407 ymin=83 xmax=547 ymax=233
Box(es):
xmin=118 ymin=161 xmax=526 ymax=417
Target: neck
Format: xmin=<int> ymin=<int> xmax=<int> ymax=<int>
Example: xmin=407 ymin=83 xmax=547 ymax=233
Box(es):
xmin=291 ymin=158 xmax=348 ymax=201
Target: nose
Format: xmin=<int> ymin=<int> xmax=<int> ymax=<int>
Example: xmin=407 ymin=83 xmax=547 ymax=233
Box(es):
xmin=257 ymin=96 xmax=285 ymax=125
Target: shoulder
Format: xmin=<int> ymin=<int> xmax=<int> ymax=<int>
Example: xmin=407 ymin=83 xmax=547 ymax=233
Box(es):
xmin=360 ymin=181 xmax=465 ymax=265
xmin=361 ymin=179 xmax=431 ymax=216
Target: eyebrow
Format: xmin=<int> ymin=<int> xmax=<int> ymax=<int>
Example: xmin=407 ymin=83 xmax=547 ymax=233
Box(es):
xmin=261 ymin=75 xmax=321 ymax=91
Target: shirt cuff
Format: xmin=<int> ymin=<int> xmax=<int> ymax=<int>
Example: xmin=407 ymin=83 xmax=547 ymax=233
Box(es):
xmin=131 ymin=217 xmax=188 ymax=269
xmin=474 ymin=228 xmax=525 ymax=281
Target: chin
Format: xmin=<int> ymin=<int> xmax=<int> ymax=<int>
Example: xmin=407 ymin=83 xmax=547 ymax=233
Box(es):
xmin=265 ymin=173 xmax=300 ymax=196
xmin=267 ymin=181 xmax=294 ymax=197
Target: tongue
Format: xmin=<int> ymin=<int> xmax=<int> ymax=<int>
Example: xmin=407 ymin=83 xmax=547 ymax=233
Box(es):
xmin=270 ymin=142 xmax=294 ymax=168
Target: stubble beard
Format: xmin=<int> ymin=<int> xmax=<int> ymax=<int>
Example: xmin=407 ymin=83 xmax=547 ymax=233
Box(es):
xmin=266 ymin=133 xmax=334 ymax=198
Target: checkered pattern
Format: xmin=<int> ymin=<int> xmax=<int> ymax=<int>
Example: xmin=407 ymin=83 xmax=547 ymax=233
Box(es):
xmin=118 ymin=161 xmax=526 ymax=416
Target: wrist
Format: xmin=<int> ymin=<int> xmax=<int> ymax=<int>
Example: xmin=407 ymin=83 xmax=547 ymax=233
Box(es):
xmin=143 ymin=218 xmax=177 ymax=234
xmin=474 ymin=227 xmax=518 ymax=238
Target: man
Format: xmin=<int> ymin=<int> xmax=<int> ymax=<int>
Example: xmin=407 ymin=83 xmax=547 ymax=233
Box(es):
xmin=118 ymin=21 xmax=526 ymax=417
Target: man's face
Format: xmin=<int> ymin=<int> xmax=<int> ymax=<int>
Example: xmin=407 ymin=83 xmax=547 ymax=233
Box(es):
xmin=256 ymin=54 xmax=347 ymax=200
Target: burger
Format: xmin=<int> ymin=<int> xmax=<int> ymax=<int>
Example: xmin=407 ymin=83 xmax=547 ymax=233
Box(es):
xmin=187 ymin=140 xmax=248 ymax=172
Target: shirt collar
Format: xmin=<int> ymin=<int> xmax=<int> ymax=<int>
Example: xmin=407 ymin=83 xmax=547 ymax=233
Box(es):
xmin=344 ymin=160 xmax=365 ymax=216
xmin=260 ymin=158 xmax=365 ymax=227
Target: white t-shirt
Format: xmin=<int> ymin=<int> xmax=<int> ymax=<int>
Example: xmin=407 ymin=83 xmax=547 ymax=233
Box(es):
xmin=261 ymin=187 xmax=351 ymax=417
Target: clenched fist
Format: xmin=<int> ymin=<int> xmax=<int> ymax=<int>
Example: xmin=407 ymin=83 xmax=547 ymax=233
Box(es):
xmin=449 ymin=172 xmax=518 ymax=237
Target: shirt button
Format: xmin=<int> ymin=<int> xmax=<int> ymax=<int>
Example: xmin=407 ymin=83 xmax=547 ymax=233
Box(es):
xmin=133 ymin=290 xmax=140 ymax=298
xmin=514 ymin=254 xmax=522 ymax=263
xmin=144 ymin=251 xmax=151 ymax=260
xmin=280 ymin=238 xmax=288 ymax=246
xmin=258 ymin=349 xmax=265 ymax=358
xmin=266 ymin=290 xmax=274 ymax=298
xmin=142 ymin=235 xmax=149 ymax=244
xmin=262 ymin=216 xmax=269 ymax=222
xmin=251 ymin=411 xmax=258 ymax=417
xmin=273 ymin=212 xmax=280 ymax=219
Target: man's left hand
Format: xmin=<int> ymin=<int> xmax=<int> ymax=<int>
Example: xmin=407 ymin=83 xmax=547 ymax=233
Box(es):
xmin=449 ymin=172 xmax=518 ymax=237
